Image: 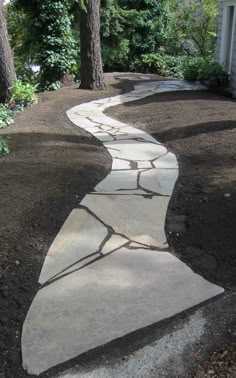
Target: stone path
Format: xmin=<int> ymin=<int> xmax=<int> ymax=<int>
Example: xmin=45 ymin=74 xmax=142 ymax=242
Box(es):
xmin=21 ymin=79 xmax=224 ymax=376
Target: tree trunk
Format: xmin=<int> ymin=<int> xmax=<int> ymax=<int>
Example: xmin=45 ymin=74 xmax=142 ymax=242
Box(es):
xmin=0 ymin=3 xmax=16 ymax=103
xmin=80 ymin=0 xmax=105 ymax=90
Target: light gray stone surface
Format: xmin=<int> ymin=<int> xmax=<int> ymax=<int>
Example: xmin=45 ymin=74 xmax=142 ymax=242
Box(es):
xmin=140 ymin=168 xmax=179 ymax=196
xmin=81 ymin=194 xmax=170 ymax=248
xmin=105 ymin=140 xmax=167 ymax=161
xmin=22 ymin=248 xmax=223 ymax=375
xmin=39 ymin=209 xmax=108 ymax=284
xmin=153 ymin=152 xmax=178 ymax=169
xmin=55 ymin=311 xmax=206 ymax=378
xmin=101 ymin=234 xmax=128 ymax=255
xmin=111 ymin=158 xmax=131 ymax=170
xmin=95 ymin=170 xmax=139 ymax=192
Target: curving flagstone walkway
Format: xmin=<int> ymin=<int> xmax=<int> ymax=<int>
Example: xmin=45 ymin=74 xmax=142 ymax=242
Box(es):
xmin=21 ymin=79 xmax=224 ymax=375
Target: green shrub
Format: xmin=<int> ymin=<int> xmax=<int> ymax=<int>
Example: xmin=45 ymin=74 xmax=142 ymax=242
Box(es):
xmin=132 ymin=53 xmax=190 ymax=78
xmin=0 ymin=137 xmax=10 ymax=157
xmin=182 ymin=58 xmax=206 ymax=80
xmin=132 ymin=54 xmax=228 ymax=83
xmin=11 ymin=80 xmax=38 ymax=104
xmin=197 ymin=61 xmax=228 ymax=82
xmin=0 ymin=105 xmax=14 ymax=129
xmin=42 ymin=81 xmax=62 ymax=91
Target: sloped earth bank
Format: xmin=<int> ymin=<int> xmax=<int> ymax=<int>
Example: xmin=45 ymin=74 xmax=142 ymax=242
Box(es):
xmin=0 ymin=75 xmax=235 ymax=378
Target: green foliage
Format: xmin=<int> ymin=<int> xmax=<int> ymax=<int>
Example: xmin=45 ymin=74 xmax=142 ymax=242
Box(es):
xmin=43 ymin=81 xmax=63 ymax=91
xmin=34 ymin=1 xmax=78 ymax=83
xmin=9 ymin=0 xmax=219 ymax=84
xmin=5 ymin=2 xmax=38 ymax=81
xmin=12 ymin=0 xmax=79 ymax=84
xmin=197 ymin=61 xmax=228 ymax=82
xmin=181 ymin=57 xmax=207 ymax=80
xmin=11 ymin=80 xmax=38 ymax=103
xmin=132 ymin=53 xmax=228 ymax=83
xmin=0 ymin=137 xmax=10 ymax=157
xmin=132 ymin=53 xmax=191 ymax=78
xmin=166 ymin=0 xmax=218 ymax=57
xmin=0 ymin=105 xmax=14 ymax=129
xmin=101 ymin=0 xmax=170 ymax=71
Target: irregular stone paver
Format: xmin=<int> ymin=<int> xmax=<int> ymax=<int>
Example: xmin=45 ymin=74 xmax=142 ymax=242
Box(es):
xmin=81 ymin=194 xmax=170 ymax=247
xmin=22 ymin=248 xmax=223 ymax=376
xmin=39 ymin=209 xmax=108 ymax=285
xmin=140 ymin=168 xmax=179 ymax=196
xmin=21 ymin=79 xmax=223 ymax=376
xmin=153 ymin=152 xmax=178 ymax=169
xmin=95 ymin=170 xmax=140 ymax=192
xmin=105 ymin=139 xmax=167 ymax=161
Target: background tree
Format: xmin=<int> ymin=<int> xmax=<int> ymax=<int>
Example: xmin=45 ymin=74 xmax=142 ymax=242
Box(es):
xmin=101 ymin=0 xmax=170 ymax=71
xmin=0 ymin=1 xmax=16 ymax=102
xmin=13 ymin=0 xmax=78 ymax=86
xmin=167 ymin=0 xmax=218 ymax=57
xmin=5 ymin=2 xmax=37 ymax=81
xmin=80 ymin=0 xmax=105 ymax=90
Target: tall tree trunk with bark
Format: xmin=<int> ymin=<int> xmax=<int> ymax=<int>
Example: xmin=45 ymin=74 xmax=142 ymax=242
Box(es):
xmin=80 ymin=0 xmax=105 ymax=90
xmin=0 ymin=2 xmax=16 ymax=103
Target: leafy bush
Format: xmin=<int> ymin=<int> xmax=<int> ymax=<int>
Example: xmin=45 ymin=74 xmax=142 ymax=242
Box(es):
xmin=42 ymin=81 xmax=62 ymax=91
xmin=0 ymin=137 xmax=10 ymax=157
xmin=101 ymin=0 xmax=170 ymax=71
xmin=132 ymin=53 xmax=190 ymax=78
xmin=12 ymin=0 xmax=78 ymax=85
xmin=0 ymin=105 xmax=14 ymax=129
xmin=182 ymin=58 xmax=206 ymax=80
xmin=183 ymin=59 xmax=228 ymax=82
xmin=197 ymin=61 xmax=228 ymax=82
xmin=11 ymin=80 xmax=38 ymax=104
xmin=166 ymin=0 xmax=218 ymax=58
xmin=132 ymin=54 xmax=228 ymax=83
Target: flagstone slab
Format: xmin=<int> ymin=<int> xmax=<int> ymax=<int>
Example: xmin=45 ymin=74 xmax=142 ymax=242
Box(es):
xmin=105 ymin=140 xmax=167 ymax=161
xmin=137 ymin=161 xmax=153 ymax=169
xmin=111 ymin=158 xmax=132 ymax=170
xmin=67 ymin=113 xmax=98 ymax=129
xmin=95 ymin=170 xmax=139 ymax=192
xmin=140 ymin=168 xmax=179 ymax=196
xmin=39 ymin=209 xmax=108 ymax=285
xmin=81 ymin=194 xmax=170 ymax=248
xmin=22 ymin=248 xmax=223 ymax=375
xmin=113 ymin=128 xmax=159 ymax=143
xmin=153 ymin=152 xmax=178 ymax=169
xmin=93 ymin=132 xmax=114 ymax=142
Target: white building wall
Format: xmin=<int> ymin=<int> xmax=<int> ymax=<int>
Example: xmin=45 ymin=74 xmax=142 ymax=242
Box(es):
xmin=231 ymin=18 xmax=236 ymax=96
xmin=215 ymin=0 xmax=225 ymax=62
xmin=216 ymin=0 xmax=236 ymax=97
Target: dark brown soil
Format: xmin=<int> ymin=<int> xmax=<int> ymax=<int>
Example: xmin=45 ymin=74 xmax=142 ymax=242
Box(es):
xmin=1 ymin=79 xmax=235 ymax=377
xmin=0 ymin=76 xmax=133 ymax=378
xmin=107 ymin=90 xmax=236 ymax=290
xmin=194 ymin=341 xmax=236 ymax=377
